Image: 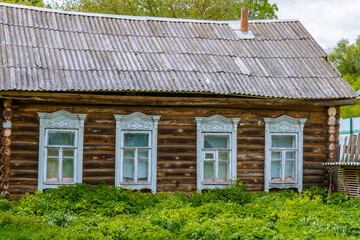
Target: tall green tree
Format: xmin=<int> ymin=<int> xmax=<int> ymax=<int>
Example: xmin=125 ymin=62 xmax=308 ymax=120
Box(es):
xmin=329 ymin=36 xmax=360 ymax=118
xmin=0 ymin=0 xmax=46 ymax=7
xmin=52 ymin=0 xmax=278 ymax=20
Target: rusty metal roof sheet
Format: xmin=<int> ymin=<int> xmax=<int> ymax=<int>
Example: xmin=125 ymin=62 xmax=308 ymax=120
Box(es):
xmin=0 ymin=3 xmax=357 ymax=99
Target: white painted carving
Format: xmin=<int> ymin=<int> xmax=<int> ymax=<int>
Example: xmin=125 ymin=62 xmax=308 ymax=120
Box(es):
xmin=118 ymin=122 xmax=154 ymax=130
xmin=200 ymin=124 xmax=232 ymax=132
xmin=269 ymin=122 xmax=300 ymax=132
xmin=43 ymin=119 xmax=79 ymax=129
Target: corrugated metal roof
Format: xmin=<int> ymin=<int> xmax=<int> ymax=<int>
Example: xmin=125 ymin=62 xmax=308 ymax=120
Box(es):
xmin=0 ymin=3 xmax=357 ymax=99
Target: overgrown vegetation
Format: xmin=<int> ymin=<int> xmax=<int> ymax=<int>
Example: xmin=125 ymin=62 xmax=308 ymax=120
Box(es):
xmin=329 ymin=36 xmax=360 ymax=118
xmin=51 ymin=0 xmax=278 ymax=20
xmin=1 ymin=183 xmax=360 ymax=239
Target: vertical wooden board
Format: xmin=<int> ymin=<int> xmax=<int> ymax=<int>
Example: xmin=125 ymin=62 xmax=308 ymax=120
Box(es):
xmin=343 ymin=136 xmax=349 ymax=161
xmin=350 ymin=134 xmax=357 ymax=162
xmin=356 ymin=135 xmax=360 ymax=162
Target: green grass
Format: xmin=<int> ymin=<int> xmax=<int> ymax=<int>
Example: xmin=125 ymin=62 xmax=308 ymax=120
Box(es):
xmin=1 ymin=183 xmax=360 ymax=239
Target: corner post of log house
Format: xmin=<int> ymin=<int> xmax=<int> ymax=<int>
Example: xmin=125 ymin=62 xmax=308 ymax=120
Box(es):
xmin=326 ymin=106 xmax=338 ymax=163
xmin=1 ymin=99 xmax=12 ymax=198
xmin=325 ymin=106 xmax=338 ymax=191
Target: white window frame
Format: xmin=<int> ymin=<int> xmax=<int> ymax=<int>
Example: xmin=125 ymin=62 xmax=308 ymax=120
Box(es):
xmin=195 ymin=115 xmax=240 ymax=190
xmin=264 ymin=115 xmax=306 ymax=192
xmin=121 ymin=130 xmax=152 ymax=185
xmin=114 ymin=112 xmax=160 ymax=192
xmin=37 ymin=110 xmax=87 ymax=191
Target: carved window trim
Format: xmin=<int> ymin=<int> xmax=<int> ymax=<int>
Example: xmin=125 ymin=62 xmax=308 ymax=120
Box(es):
xmin=114 ymin=112 xmax=160 ymax=192
xmin=37 ymin=110 xmax=87 ymax=191
xmin=264 ymin=115 xmax=307 ymax=192
xmin=195 ymin=115 xmax=240 ymax=190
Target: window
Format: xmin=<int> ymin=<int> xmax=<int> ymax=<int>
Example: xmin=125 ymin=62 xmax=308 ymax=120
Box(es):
xmin=195 ymin=115 xmax=240 ymax=190
xmin=37 ymin=110 xmax=87 ymax=190
xmin=114 ymin=112 xmax=160 ymax=192
xmin=264 ymin=115 xmax=306 ymax=192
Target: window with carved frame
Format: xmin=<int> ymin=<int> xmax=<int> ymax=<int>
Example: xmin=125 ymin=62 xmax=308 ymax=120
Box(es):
xmin=114 ymin=112 xmax=160 ymax=192
xmin=195 ymin=115 xmax=239 ymax=190
xmin=37 ymin=110 xmax=87 ymax=191
xmin=264 ymin=115 xmax=306 ymax=192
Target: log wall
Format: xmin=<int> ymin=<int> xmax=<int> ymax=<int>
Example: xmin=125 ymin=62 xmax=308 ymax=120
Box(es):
xmin=6 ymin=96 xmax=330 ymax=197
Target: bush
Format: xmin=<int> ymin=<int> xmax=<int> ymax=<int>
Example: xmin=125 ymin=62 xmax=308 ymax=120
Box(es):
xmin=0 ymin=199 xmax=13 ymax=212
xmin=189 ymin=181 xmax=251 ymax=207
xmin=1 ymin=183 xmax=360 ymax=239
xmin=14 ymin=183 xmax=158 ymax=217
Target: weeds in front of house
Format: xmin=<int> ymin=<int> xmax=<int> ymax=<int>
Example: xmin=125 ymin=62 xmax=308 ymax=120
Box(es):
xmin=1 ymin=182 xmax=360 ymax=239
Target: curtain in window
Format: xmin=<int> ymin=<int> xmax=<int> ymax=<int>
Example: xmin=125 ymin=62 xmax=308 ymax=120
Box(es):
xmin=124 ymin=133 xmax=148 ymax=147
xmin=48 ymin=132 xmax=75 ymax=146
xmin=271 ymin=135 xmax=294 ymax=148
xmin=204 ymin=135 xmax=228 ymax=149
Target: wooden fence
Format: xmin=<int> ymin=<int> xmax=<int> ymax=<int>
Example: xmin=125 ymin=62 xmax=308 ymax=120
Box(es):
xmin=329 ymin=134 xmax=360 ymax=197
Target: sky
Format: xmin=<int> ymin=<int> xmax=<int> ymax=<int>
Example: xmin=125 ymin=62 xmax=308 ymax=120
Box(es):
xmin=269 ymin=0 xmax=360 ymax=51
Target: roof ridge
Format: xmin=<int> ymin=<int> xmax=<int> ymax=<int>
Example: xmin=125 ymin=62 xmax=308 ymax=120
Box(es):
xmin=0 ymin=2 xmax=298 ymax=24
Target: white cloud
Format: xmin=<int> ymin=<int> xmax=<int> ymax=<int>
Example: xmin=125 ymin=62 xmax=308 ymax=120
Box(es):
xmin=270 ymin=0 xmax=360 ymax=50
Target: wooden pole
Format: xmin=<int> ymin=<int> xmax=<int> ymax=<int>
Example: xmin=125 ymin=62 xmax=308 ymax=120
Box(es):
xmin=1 ymin=99 xmax=12 ymax=198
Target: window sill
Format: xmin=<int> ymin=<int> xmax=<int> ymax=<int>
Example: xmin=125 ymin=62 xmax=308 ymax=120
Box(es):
xmin=202 ymin=181 xmax=231 ymax=185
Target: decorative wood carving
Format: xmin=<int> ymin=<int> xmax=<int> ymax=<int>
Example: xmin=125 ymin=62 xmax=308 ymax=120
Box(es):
xmin=1 ymin=99 xmax=12 ymax=198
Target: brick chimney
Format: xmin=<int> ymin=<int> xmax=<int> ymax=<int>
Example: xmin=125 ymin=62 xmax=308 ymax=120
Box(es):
xmin=241 ymin=8 xmax=249 ymax=32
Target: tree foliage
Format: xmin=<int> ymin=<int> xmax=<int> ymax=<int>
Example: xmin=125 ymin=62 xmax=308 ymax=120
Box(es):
xmin=52 ymin=0 xmax=278 ymax=20
xmin=329 ymin=36 xmax=360 ymax=118
xmin=0 ymin=0 xmax=46 ymax=7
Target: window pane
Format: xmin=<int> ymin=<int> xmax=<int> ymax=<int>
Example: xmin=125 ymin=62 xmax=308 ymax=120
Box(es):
xmin=124 ymin=133 xmax=149 ymax=147
xmin=47 ymin=148 xmax=59 ymax=157
xmin=124 ymin=150 xmax=134 ymax=158
xmin=271 ymin=135 xmax=295 ymax=148
xmin=219 ymin=152 xmax=229 ymax=161
xmin=48 ymin=131 xmax=75 ymax=146
xmin=123 ymin=150 xmax=134 ymax=182
xmin=63 ymin=149 xmax=75 ymax=157
xmin=271 ymin=161 xmax=281 ymax=181
xmin=62 ymin=158 xmax=74 ymax=182
xmin=138 ymin=150 xmax=149 ymax=182
xmin=285 ymin=161 xmax=296 ymax=181
xmin=46 ymin=158 xmax=59 ymax=182
xmin=218 ymin=162 xmax=228 ymax=182
xmin=205 ymin=152 xmax=214 ymax=160
xmin=204 ymin=135 xmax=228 ymax=149
xmin=271 ymin=152 xmax=281 ymax=160
xmin=285 ymin=152 xmax=296 ymax=160
xmin=204 ymin=161 xmax=214 ymax=182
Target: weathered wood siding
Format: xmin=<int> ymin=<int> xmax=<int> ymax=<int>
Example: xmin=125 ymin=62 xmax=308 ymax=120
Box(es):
xmin=8 ymin=97 xmax=329 ymax=197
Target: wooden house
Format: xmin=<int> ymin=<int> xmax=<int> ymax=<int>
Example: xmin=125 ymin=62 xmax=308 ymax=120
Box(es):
xmin=0 ymin=3 xmax=357 ymax=198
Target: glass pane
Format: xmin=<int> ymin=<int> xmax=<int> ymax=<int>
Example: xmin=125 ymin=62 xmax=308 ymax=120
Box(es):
xmin=63 ymin=149 xmax=74 ymax=157
xmin=271 ymin=161 xmax=281 ymax=181
xmin=46 ymin=158 xmax=59 ymax=182
xmin=271 ymin=135 xmax=295 ymax=148
xmin=138 ymin=150 xmax=149 ymax=181
xmin=285 ymin=152 xmax=296 ymax=160
xmin=271 ymin=152 xmax=281 ymax=160
xmin=48 ymin=131 xmax=75 ymax=146
xmin=204 ymin=135 xmax=228 ymax=149
xmin=218 ymin=162 xmax=228 ymax=182
xmin=124 ymin=150 xmax=135 ymax=158
xmin=203 ymin=161 xmax=214 ymax=182
xmin=205 ymin=152 xmax=214 ymax=160
xmin=124 ymin=133 xmax=149 ymax=147
xmin=285 ymin=161 xmax=296 ymax=181
xmin=62 ymin=158 xmax=74 ymax=182
xmin=123 ymin=150 xmax=135 ymax=182
xmin=47 ymin=148 xmax=59 ymax=157
xmin=219 ymin=152 xmax=229 ymax=161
